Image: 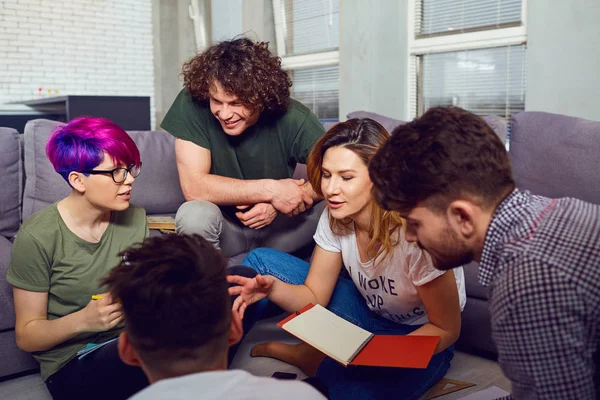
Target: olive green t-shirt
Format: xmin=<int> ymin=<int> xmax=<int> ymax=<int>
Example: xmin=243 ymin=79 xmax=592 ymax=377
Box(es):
xmin=161 ymin=89 xmax=326 ymax=180
xmin=7 ymin=202 xmax=148 ymax=381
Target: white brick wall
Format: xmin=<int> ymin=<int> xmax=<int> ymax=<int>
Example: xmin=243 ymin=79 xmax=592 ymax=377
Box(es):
xmin=0 ymin=0 xmax=155 ymax=127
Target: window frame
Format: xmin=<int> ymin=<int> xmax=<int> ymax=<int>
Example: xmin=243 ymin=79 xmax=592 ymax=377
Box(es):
xmin=406 ymin=0 xmax=528 ymax=119
xmin=272 ymin=0 xmax=340 ymax=70
xmin=272 ymin=0 xmax=340 ymax=121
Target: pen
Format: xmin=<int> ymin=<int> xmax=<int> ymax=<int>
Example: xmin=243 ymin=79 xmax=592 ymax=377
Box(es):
xmin=91 ymin=295 xmax=103 ymax=300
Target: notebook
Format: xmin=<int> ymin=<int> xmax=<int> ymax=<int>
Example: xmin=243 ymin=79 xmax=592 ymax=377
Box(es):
xmin=76 ymin=337 xmax=118 ymax=360
xmin=278 ymin=303 xmax=440 ymax=368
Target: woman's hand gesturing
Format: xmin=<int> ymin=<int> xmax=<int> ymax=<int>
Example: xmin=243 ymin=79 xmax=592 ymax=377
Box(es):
xmin=227 ymin=274 xmax=274 ymax=319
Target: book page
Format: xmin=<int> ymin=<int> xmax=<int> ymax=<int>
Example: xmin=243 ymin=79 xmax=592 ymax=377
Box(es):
xmin=282 ymin=304 xmax=373 ymax=365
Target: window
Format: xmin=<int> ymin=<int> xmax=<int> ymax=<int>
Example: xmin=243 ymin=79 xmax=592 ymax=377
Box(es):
xmin=408 ymin=0 xmax=527 ymax=120
xmin=273 ymin=0 xmax=340 ymax=121
xmin=289 ymin=65 xmax=339 ymax=122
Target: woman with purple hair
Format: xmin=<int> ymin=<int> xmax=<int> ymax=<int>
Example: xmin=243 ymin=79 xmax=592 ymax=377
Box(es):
xmin=7 ymin=117 xmax=149 ymax=400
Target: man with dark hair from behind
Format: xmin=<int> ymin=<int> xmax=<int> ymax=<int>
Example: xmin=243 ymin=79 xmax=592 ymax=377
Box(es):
xmin=102 ymin=234 xmax=325 ymax=399
xmin=368 ymin=106 xmax=600 ymax=399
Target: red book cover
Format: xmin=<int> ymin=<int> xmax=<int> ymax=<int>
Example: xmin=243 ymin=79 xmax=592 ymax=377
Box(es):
xmin=278 ymin=304 xmax=439 ymax=369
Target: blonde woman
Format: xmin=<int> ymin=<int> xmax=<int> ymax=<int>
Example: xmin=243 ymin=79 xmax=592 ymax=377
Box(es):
xmin=228 ymin=118 xmax=466 ymax=400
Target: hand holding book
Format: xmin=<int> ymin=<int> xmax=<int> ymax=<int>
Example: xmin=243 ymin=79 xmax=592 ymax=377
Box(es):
xmin=279 ymin=304 xmax=440 ymax=369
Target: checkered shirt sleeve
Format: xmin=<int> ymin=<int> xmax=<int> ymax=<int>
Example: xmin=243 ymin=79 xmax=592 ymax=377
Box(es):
xmin=490 ymin=259 xmax=594 ymax=399
xmin=479 ymin=189 xmax=600 ymax=400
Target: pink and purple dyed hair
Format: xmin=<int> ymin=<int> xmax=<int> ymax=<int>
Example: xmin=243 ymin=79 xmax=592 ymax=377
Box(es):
xmin=46 ymin=117 xmax=141 ymax=182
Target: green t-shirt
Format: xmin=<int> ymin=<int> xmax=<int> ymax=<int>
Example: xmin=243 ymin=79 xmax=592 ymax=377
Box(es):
xmin=161 ymin=89 xmax=326 ymax=180
xmin=7 ymin=202 xmax=149 ymax=381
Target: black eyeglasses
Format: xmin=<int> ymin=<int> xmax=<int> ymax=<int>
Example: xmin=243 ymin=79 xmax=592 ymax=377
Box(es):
xmin=81 ymin=163 xmax=142 ymax=183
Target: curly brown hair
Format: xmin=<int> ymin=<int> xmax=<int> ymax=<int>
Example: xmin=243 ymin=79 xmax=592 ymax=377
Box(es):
xmin=182 ymin=37 xmax=292 ymax=115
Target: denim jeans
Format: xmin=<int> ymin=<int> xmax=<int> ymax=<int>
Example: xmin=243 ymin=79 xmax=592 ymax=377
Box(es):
xmin=243 ymin=248 xmax=454 ymax=400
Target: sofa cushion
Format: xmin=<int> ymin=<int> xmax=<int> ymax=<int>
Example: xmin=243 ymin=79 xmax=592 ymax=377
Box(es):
xmin=456 ymin=296 xmax=497 ymax=358
xmin=347 ymin=111 xmax=405 ymax=133
xmin=463 ymin=261 xmax=489 ymax=300
xmin=482 ymin=115 xmax=508 ymax=145
xmin=22 ymin=120 xmax=71 ymax=220
xmin=0 ymin=330 xmax=39 ymax=379
xmin=22 ymin=119 xmax=186 ymax=220
xmin=0 ymin=235 xmax=15 ymax=331
xmin=510 ymin=112 xmax=600 ymax=204
xmin=347 ymin=111 xmax=508 ymax=144
xmin=0 ymin=128 xmax=23 ymax=239
xmin=126 ymin=130 xmax=186 ymax=214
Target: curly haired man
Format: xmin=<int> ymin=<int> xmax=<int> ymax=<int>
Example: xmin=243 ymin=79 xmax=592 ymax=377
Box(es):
xmin=162 ymin=38 xmax=326 ymax=258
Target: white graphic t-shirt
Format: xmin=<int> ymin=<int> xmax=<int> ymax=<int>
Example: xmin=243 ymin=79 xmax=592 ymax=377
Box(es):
xmin=314 ymin=209 xmax=466 ymax=325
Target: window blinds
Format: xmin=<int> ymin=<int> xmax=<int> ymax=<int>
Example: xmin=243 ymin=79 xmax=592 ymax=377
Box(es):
xmin=290 ymin=65 xmax=339 ymax=121
xmin=416 ymin=0 xmax=523 ymax=37
xmin=278 ymin=0 xmax=340 ymax=55
xmin=418 ymin=44 xmax=527 ymax=119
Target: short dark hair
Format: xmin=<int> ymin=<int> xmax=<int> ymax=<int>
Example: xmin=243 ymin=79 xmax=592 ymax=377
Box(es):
xmin=102 ymin=234 xmax=230 ymax=373
xmin=369 ymin=106 xmax=514 ymax=213
xmin=182 ymin=37 xmax=292 ymax=115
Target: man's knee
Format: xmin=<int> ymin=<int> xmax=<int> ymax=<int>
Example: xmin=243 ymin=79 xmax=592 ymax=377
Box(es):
xmin=175 ymin=200 xmax=223 ymax=237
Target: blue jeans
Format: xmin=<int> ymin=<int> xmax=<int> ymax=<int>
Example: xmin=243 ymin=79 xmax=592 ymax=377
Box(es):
xmin=243 ymin=248 xmax=454 ymax=400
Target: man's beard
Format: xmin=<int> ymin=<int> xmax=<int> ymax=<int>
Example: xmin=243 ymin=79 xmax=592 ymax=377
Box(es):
xmin=426 ymin=224 xmax=473 ymax=271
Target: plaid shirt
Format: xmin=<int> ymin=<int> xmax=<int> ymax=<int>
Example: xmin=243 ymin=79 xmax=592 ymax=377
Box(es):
xmin=479 ymin=189 xmax=600 ymax=400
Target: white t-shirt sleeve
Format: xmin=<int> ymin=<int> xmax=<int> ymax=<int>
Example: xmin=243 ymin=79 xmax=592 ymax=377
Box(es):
xmin=313 ymin=209 xmax=341 ymax=253
xmin=402 ymin=231 xmax=445 ymax=286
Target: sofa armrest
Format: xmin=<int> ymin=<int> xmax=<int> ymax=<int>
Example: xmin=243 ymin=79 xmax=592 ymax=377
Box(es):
xmin=0 ymin=236 xmax=16 ymax=332
xmin=0 ymin=236 xmax=40 ymax=379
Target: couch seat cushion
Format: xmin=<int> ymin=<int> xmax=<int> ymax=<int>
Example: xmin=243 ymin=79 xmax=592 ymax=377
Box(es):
xmin=0 ymin=235 xmax=16 ymax=331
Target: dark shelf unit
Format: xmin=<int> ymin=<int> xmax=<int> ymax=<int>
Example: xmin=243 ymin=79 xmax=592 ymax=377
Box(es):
xmin=5 ymin=95 xmax=151 ymax=131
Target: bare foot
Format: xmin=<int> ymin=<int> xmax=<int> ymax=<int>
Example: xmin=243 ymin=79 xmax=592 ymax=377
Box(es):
xmin=251 ymin=341 xmax=325 ymax=377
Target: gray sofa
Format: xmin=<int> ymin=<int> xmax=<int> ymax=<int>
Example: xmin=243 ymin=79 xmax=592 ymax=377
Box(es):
xmin=1 ymin=110 xmax=598 ymax=386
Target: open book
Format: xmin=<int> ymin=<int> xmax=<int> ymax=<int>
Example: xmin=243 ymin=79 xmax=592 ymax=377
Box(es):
xmin=278 ymin=304 xmax=440 ymax=368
